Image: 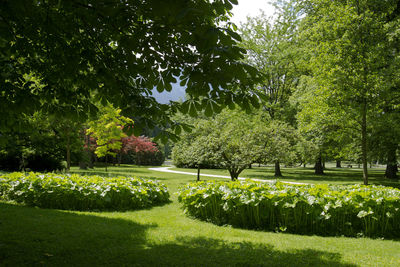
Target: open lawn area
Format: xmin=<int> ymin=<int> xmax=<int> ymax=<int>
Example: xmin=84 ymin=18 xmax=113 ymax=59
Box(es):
xmin=170 ymin=165 xmax=400 ymax=187
xmin=1 ymin=165 xmax=399 ymax=266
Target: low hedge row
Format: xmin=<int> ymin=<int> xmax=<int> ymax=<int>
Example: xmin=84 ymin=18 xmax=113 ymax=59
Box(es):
xmin=177 ymin=181 xmax=400 ymax=238
xmin=0 ymin=172 xmax=169 ymax=211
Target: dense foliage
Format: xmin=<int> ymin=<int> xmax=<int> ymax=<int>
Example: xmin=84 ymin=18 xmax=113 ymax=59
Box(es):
xmin=120 ymin=136 xmax=164 ymax=166
xmin=0 ymin=172 xmax=169 ymax=211
xmin=178 ymin=180 xmax=400 ymax=238
xmin=172 ymin=109 xmax=264 ymax=180
xmin=0 ymin=0 xmax=260 ymax=138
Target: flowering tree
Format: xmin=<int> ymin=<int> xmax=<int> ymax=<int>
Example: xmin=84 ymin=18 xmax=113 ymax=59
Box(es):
xmin=118 ymin=136 xmax=162 ymax=166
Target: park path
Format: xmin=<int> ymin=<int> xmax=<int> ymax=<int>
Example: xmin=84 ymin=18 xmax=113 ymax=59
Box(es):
xmin=148 ymin=166 xmax=305 ymax=184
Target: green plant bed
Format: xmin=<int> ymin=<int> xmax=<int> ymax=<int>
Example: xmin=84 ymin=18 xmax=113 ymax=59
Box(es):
xmin=178 ymin=180 xmax=400 ymax=238
xmin=0 ymin=172 xmax=169 ymax=211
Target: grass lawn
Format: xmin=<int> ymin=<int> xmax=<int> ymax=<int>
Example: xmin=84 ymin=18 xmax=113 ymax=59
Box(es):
xmin=170 ymin=165 xmax=400 ymax=187
xmin=0 ymin=165 xmax=399 ymax=266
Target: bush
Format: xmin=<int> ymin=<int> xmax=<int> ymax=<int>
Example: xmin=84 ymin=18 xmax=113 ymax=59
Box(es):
xmin=0 ymin=151 xmax=64 ymax=172
xmin=0 ymin=172 xmax=170 ymax=211
xmin=25 ymin=154 xmax=65 ymax=172
xmin=177 ymin=181 xmax=400 ymax=238
xmin=0 ymin=151 xmax=21 ymax=171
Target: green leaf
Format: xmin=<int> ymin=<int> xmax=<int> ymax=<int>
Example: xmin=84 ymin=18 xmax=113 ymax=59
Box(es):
xmin=188 ymin=102 xmax=198 ymax=117
xmin=204 ymin=102 xmax=213 ymax=117
xmin=174 ymin=124 xmax=182 ymax=135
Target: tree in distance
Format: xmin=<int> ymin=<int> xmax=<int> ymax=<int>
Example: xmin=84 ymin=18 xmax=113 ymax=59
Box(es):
xmin=86 ymin=104 xmax=133 ymax=172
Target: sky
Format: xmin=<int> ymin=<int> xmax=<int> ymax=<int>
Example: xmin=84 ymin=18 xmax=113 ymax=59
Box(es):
xmin=153 ymin=1 xmax=276 ymax=104
xmin=230 ymin=0 xmax=275 ymax=25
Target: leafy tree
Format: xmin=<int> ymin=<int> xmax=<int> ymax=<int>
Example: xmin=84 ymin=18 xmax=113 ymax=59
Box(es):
xmin=294 ymin=76 xmax=359 ymax=175
xmin=299 ymin=0 xmax=400 ymax=184
xmin=173 ymin=109 xmax=262 ymax=181
xmin=255 ymin=119 xmax=300 ymax=176
xmin=239 ymin=3 xmax=301 ymax=123
xmin=119 ymin=135 xmax=164 ymax=166
xmin=86 ymin=104 xmax=133 ymax=171
xmin=0 ymin=112 xmax=66 ymax=171
xmin=1 ymin=0 xmax=260 ymax=138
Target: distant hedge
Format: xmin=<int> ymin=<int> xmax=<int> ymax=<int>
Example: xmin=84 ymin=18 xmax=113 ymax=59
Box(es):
xmin=178 ymin=181 xmax=400 ymax=238
xmin=0 ymin=172 xmax=169 ymax=211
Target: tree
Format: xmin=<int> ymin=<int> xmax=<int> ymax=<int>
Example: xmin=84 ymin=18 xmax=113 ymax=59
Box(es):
xmin=0 ymin=112 xmax=67 ymax=172
xmin=294 ymin=76 xmax=359 ymax=175
xmin=299 ymin=0 xmax=400 ymax=184
xmin=255 ymin=119 xmax=300 ymax=177
xmin=239 ymin=3 xmax=301 ymax=123
xmin=173 ymin=108 xmax=262 ymax=181
xmin=119 ymin=135 xmax=164 ymax=166
xmin=1 ymin=0 xmax=260 ymax=138
xmin=86 ymin=104 xmax=133 ymax=171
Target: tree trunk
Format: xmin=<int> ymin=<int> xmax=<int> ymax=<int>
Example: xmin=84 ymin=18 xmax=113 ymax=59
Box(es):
xmin=274 ymin=160 xmax=282 ymax=177
xmin=105 ymin=155 xmax=108 ymax=172
xmin=322 ymin=159 xmax=326 ymax=169
xmin=248 ymin=163 xmax=252 ymax=169
xmin=385 ymin=145 xmax=398 ymax=179
xmin=361 ymin=100 xmax=368 ymax=185
xmin=197 ymin=165 xmax=201 ymax=181
xmin=336 ymin=160 xmax=341 ymax=168
xmin=303 ymin=163 xmax=306 ymax=168
xmin=314 ymin=155 xmax=324 ymax=175
xmin=229 ymin=169 xmax=238 ymax=181
xmin=66 ymin=134 xmax=71 ymax=171
xmin=118 ymin=153 xmax=122 ymax=166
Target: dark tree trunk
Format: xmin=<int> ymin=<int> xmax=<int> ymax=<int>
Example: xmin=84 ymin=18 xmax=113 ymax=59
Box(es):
xmin=303 ymin=163 xmax=306 ymax=168
xmin=248 ymin=163 xmax=252 ymax=169
xmin=322 ymin=159 xmax=326 ymax=169
xmin=117 ymin=152 xmax=122 ymax=166
xmin=105 ymin=155 xmax=108 ymax=172
xmin=274 ymin=160 xmax=282 ymax=177
xmin=66 ymin=131 xmax=71 ymax=171
xmin=336 ymin=160 xmax=341 ymax=168
xmin=361 ymin=100 xmax=368 ymax=185
xmin=315 ymin=155 xmax=324 ymax=175
xmin=197 ymin=165 xmax=201 ymax=181
xmin=228 ymin=169 xmax=239 ymax=181
xmin=385 ymin=145 xmax=398 ymax=179
xmin=88 ymin=151 xmax=94 ymax=168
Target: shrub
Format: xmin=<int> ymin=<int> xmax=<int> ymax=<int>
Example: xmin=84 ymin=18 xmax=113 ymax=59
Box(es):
xmin=0 ymin=172 xmax=169 ymax=211
xmin=25 ymin=154 xmax=65 ymax=172
xmin=0 ymin=151 xmax=21 ymax=171
xmin=177 ymin=181 xmax=400 ymax=238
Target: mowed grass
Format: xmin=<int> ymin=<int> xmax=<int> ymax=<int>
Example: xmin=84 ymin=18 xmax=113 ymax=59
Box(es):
xmin=0 ymin=165 xmax=399 ymax=266
xmin=170 ymin=165 xmax=400 ymax=187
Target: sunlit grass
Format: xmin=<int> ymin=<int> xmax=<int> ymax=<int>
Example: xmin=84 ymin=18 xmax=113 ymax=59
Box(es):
xmin=170 ymin=165 xmax=399 ymax=187
xmin=0 ymin=165 xmax=399 ymax=266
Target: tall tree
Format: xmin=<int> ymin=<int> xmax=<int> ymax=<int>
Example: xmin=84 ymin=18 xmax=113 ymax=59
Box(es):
xmin=239 ymin=2 xmax=301 ymax=123
xmin=300 ymin=0 xmax=400 ymax=184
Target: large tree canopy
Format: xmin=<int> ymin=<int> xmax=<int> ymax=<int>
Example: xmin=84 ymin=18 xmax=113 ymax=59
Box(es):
xmin=298 ymin=0 xmax=400 ymax=184
xmin=0 ymin=0 xmax=259 ymax=137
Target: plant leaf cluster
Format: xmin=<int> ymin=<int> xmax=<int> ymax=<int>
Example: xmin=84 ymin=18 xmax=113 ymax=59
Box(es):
xmin=0 ymin=172 xmax=170 ymax=211
xmin=178 ymin=180 xmax=400 ymax=238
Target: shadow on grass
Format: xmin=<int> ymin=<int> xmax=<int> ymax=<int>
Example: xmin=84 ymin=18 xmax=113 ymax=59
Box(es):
xmin=141 ymin=236 xmax=357 ymax=267
xmin=0 ymin=202 xmax=356 ymax=266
